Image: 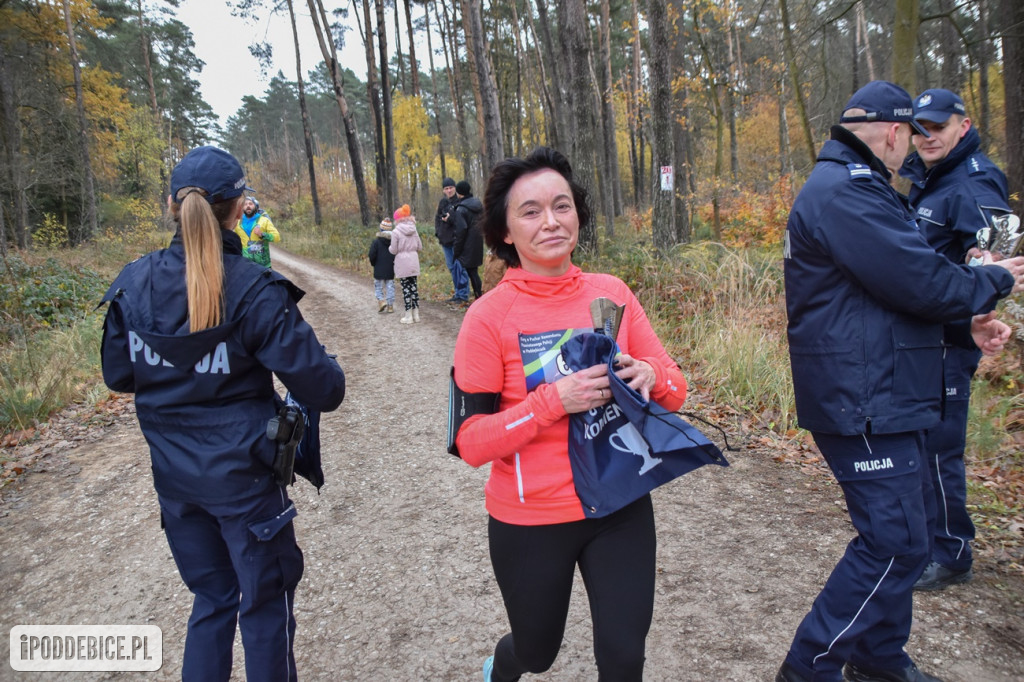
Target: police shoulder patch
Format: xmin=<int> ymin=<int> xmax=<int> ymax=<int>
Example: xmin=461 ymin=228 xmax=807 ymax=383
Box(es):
xmin=967 ymin=154 xmax=985 ymax=176
xmin=846 ymin=163 xmax=872 ymax=180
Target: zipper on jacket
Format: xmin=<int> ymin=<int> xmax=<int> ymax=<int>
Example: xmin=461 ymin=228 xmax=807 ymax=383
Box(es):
xmin=515 ymin=452 xmax=524 ymax=504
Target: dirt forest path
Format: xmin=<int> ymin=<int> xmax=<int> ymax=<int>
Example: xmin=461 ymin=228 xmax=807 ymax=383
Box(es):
xmin=1 ymin=248 xmax=1022 ymax=682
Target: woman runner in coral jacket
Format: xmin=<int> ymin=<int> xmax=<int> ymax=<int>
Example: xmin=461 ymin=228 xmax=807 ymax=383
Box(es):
xmin=451 ymin=147 xmax=689 ymax=681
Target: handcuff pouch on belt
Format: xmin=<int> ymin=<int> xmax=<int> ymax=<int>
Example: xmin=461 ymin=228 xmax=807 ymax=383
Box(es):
xmin=447 ymin=367 xmax=500 ymax=458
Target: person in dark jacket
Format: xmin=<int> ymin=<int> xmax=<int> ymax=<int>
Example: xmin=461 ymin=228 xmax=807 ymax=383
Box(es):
xmin=452 ymin=180 xmax=485 ymax=300
xmin=100 ymin=146 xmax=345 ymax=682
xmin=435 ymin=177 xmax=470 ymax=303
xmin=776 ymin=81 xmax=1024 ymax=682
xmin=899 ymin=89 xmax=1012 ymax=592
xmin=369 ymin=217 xmax=396 ymax=313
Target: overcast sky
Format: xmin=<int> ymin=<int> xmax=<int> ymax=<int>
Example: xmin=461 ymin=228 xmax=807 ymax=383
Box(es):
xmin=176 ymin=0 xmax=372 ymax=124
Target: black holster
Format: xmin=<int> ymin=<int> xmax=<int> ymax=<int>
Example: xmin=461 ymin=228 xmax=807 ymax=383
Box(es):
xmin=268 ymin=405 xmax=305 ymax=486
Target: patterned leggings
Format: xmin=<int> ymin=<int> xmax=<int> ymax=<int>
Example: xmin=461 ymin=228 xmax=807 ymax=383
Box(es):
xmin=400 ymin=276 xmax=419 ymax=310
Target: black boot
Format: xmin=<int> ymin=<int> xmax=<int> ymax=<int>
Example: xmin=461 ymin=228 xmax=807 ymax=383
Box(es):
xmin=844 ymin=661 xmax=944 ymax=682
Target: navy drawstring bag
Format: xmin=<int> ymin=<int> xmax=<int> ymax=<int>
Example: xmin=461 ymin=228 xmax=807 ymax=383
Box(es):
xmin=560 ymin=333 xmax=728 ymax=518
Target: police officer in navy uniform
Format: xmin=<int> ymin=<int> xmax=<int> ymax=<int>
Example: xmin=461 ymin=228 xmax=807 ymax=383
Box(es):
xmin=100 ymin=146 xmax=345 ymax=682
xmin=776 ymin=81 xmax=1024 ymax=682
xmin=898 ymin=89 xmax=1012 ymax=592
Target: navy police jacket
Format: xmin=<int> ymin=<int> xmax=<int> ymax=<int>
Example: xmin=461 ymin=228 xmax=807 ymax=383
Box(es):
xmin=899 ymin=126 xmax=1011 ymax=399
xmin=101 ymin=229 xmax=345 ymax=504
xmin=784 ymin=126 xmax=1012 ymax=436
xmin=900 ymin=126 xmax=1010 ymax=264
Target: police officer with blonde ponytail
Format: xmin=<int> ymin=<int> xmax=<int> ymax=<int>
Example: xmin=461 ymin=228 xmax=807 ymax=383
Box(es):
xmin=101 ymin=146 xmax=345 ymax=681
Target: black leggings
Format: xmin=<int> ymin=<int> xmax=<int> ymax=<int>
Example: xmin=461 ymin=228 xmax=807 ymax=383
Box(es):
xmin=487 ymin=495 xmax=656 ymax=682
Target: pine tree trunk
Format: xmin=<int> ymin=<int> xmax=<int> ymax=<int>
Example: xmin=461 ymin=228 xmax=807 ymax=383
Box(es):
xmin=404 ymin=0 xmax=420 ymax=96
xmin=778 ymin=0 xmax=817 ymax=168
xmin=977 ymin=0 xmax=991 ymax=151
xmin=375 ymin=0 xmax=399 ymax=212
xmin=307 ymin=0 xmax=372 ymax=228
xmin=533 ymin=0 xmax=567 ymax=152
xmin=423 ymin=3 xmax=446 ymax=179
xmin=287 ymin=0 xmax=321 ymax=225
xmin=63 ymin=0 xmax=98 ymax=244
xmin=464 ymin=0 xmax=504 ymax=175
xmin=647 ymin=0 xmax=674 ymax=252
xmin=0 ymin=38 xmax=28 ymax=249
xmin=1004 ymin=0 xmax=1024 ymax=214
xmin=672 ymin=28 xmax=692 ymax=244
xmin=599 ymin=0 xmax=621 ymax=225
xmin=360 ymin=0 xmax=386 ymax=215
xmin=559 ymin=0 xmax=598 ymax=253
xmin=892 ymin=0 xmax=919 ymax=92
xmin=437 ymin=1 xmax=472 ymax=177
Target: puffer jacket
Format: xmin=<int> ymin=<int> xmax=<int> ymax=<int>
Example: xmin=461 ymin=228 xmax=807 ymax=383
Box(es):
xmin=388 ymin=215 xmax=422 ymax=278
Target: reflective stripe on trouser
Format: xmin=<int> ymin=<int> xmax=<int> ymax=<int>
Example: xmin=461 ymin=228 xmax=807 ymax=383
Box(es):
xmin=160 ymin=486 xmax=304 ymax=682
xmin=924 ymin=398 xmax=974 ymax=570
xmin=784 ymin=431 xmax=935 ymax=681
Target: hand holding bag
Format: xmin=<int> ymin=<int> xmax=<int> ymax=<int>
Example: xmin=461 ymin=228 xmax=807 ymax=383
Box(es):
xmin=560 ymin=333 xmax=728 ymax=517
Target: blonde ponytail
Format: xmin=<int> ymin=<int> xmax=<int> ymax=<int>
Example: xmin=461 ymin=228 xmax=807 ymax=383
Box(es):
xmin=172 ymin=188 xmax=239 ymax=332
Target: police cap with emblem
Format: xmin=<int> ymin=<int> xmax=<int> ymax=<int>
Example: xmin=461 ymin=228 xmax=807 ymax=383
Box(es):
xmin=839 ymin=80 xmax=930 ymax=138
xmin=171 ymin=146 xmax=253 ymax=204
xmin=912 ymin=88 xmax=966 ymax=124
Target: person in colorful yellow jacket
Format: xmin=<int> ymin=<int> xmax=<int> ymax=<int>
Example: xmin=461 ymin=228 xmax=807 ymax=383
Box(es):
xmin=234 ymin=196 xmax=280 ymax=267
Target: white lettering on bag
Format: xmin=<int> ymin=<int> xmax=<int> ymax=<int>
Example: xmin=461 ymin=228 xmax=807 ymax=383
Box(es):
xmin=584 ymin=403 xmax=624 ymax=440
xmin=127 ymin=331 xmax=231 ymax=374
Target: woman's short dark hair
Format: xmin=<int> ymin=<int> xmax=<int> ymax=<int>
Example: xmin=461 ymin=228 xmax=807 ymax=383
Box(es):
xmin=480 ymin=146 xmax=592 ymax=268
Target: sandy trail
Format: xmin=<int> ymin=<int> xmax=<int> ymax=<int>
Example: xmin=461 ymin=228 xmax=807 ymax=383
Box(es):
xmin=1 ymin=249 xmax=1021 ymax=681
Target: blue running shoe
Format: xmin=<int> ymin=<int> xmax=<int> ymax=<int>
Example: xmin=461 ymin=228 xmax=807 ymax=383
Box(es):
xmin=482 ymin=655 xmax=494 ymax=682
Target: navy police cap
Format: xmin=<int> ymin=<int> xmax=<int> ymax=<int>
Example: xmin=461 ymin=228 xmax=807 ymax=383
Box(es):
xmin=170 ymin=146 xmax=252 ymax=204
xmin=839 ymin=80 xmax=930 ymax=138
xmin=913 ymin=88 xmax=966 ymax=124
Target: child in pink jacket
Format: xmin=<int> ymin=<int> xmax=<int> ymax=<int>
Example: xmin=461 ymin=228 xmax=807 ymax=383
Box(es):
xmin=388 ymin=204 xmax=423 ymax=323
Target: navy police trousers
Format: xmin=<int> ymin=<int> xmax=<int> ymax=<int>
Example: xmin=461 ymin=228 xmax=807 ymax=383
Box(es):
xmin=924 ymin=399 xmax=974 ymax=571
xmin=784 ymin=431 xmax=936 ymax=681
xmin=160 ymin=486 xmax=304 ymax=682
